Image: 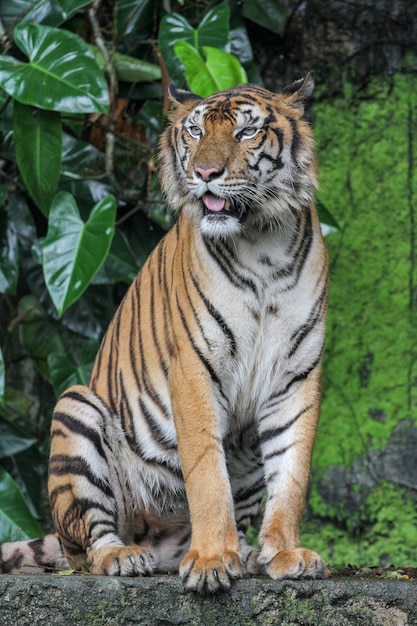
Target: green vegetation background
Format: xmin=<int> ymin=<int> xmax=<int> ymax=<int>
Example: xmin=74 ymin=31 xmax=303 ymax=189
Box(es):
xmin=302 ymin=73 xmax=417 ymax=566
xmin=1 ymin=1 xmax=417 ymax=570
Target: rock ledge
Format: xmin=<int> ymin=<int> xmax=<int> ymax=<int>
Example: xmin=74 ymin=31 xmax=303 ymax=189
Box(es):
xmin=1 ymin=575 xmax=416 ymax=625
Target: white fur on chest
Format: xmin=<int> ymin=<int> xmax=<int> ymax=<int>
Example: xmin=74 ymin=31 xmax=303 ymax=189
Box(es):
xmin=196 ymin=229 xmax=325 ymax=426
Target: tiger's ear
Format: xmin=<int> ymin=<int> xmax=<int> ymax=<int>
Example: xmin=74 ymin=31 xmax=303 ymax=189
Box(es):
xmin=168 ymin=84 xmax=203 ymax=107
xmin=281 ymin=71 xmax=315 ymax=112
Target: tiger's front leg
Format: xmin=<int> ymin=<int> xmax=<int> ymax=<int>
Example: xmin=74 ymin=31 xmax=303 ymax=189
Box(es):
xmin=48 ymin=385 xmax=154 ymax=576
xmin=171 ymin=357 xmax=242 ymax=593
xmin=257 ymin=367 xmax=327 ymax=580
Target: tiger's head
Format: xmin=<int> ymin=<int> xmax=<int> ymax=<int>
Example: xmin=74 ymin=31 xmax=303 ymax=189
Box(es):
xmin=159 ymin=73 xmax=317 ymax=239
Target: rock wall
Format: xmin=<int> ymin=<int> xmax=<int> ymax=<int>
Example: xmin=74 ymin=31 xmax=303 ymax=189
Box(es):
xmin=300 ymin=71 xmax=417 ymax=566
xmin=0 ymin=575 xmax=416 ymax=626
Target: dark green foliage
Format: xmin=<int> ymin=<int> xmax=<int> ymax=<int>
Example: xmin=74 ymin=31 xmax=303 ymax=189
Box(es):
xmin=1 ymin=0 xmax=414 ymax=575
xmin=0 ymin=0 xmax=256 ymax=542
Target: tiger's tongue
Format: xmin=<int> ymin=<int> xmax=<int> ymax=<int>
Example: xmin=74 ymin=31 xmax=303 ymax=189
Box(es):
xmin=203 ymin=193 xmax=226 ymax=212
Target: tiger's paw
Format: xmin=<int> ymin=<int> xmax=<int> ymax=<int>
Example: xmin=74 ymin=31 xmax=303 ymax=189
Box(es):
xmin=88 ymin=545 xmax=154 ymax=576
xmin=179 ymin=549 xmax=242 ymax=593
xmin=262 ymin=548 xmax=327 ymax=580
xmin=240 ymin=543 xmax=262 ymax=575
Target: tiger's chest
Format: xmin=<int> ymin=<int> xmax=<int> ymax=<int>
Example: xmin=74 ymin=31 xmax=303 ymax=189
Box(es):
xmin=187 ymin=227 xmax=326 ymax=424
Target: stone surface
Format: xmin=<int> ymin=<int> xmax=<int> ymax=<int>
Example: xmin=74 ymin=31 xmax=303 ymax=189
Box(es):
xmin=0 ymin=575 xmax=416 ymax=626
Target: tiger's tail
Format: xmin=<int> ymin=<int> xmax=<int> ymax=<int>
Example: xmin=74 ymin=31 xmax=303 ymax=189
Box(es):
xmin=0 ymin=533 xmax=69 ymax=574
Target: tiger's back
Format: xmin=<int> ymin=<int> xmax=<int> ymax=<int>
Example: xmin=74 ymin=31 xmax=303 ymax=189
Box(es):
xmin=1 ymin=74 xmax=328 ymax=592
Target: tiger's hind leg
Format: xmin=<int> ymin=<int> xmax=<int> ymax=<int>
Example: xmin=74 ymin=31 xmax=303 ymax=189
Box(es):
xmin=48 ymin=385 xmax=154 ymax=576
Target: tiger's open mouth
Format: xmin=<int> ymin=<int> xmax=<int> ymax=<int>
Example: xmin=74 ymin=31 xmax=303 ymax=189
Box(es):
xmin=202 ymin=193 xmax=245 ymax=220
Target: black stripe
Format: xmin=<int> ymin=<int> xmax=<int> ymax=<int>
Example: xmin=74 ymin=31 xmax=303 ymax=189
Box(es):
xmin=52 ymin=412 xmax=107 ymax=461
xmin=287 ymin=115 xmax=301 ymax=165
xmin=107 ymin=307 xmax=124 ymax=415
xmin=176 ymin=293 xmax=221 ymax=387
xmin=259 ymin=404 xmax=313 ymax=446
xmin=179 ymin=255 xmax=211 ymax=351
xmin=254 ymin=149 xmax=284 ymax=172
xmin=150 ymin=259 xmax=169 ymax=377
xmin=49 ymin=483 xmax=72 ymax=508
xmin=204 ymin=239 xmax=258 ymax=296
xmin=118 ymin=373 xmax=140 ymax=452
xmin=288 ymin=282 xmax=327 ymax=357
xmin=273 ymin=208 xmax=313 ymax=288
xmin=130 ymin=271 xmax=171 ymax=421
xmin=59 ymin=388 xmax=109 ymax=416
xmin=0 ymin=547 xmax=23 ymax=572
xmin=234 ymin=478 xmax=265 ymax=506
xmin=48 ymin=455 xmax=113 ymax=497
xmin=160 ymin=240 xmax=174 ymax=358
xmin=278 ymin=348 xmax=323 ymax=399
xmin=263 ymin=442 xmax=295 ymax=462
xmin=139 ymin=395 xmax=177 ymax=451
xmin=56 ymin=497 xmax=117 ymax=544
xmin=190 ymin=272 xmax=236 ymax=357
xmin=265 ymin=352 xmax=322 ymax=405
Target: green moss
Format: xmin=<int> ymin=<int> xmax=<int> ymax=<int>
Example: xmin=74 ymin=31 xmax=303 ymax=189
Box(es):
xmin=82 ymin=599 xmax=111 ymax=625
xmin=304 ymin=72 xmax=417 ymax=566
xmin=302 ymin=482 xmax=417 ymax=567
xmin=314 ymin=73 xmax=417 ymax=470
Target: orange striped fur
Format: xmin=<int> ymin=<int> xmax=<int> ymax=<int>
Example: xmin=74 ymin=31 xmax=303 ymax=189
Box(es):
xmin=1 ymin=74 xmax=328 ymax=592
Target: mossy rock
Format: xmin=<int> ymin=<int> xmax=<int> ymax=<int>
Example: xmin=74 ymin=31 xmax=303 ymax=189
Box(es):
xmin=302 ymin=72 xmax=417 ymax=567
xmin=0 ymin=575 xmax=415 ymax=626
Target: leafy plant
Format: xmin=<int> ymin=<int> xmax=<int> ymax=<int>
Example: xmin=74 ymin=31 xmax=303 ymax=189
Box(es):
xmin=0 ymin=0 xmax=258 ymax=541
xmin=0 ymin=0 xmax=336 ymax=543
xmin=0 ymin=0 xmax=165 ymax=540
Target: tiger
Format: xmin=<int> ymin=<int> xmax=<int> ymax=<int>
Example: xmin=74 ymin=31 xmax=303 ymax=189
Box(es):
xmin=0 ymin=72 xmax=329 ymax=593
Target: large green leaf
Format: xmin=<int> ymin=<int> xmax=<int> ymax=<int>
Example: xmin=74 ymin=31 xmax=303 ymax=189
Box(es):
xmin=158 ymin=4 xmax=230 ymax=84
xmin=0 ymin=466 xmax=43 ymax=542
xmin=116 ymin=0 xmax=156 ymax=39
xmin=174 ymin=42 xmax=247 ymax=97
xmin=14 ymin=102 xmax=62 ymax=216
xmin=60 ymin=284 xmax=114 ymax=340
xmin=22 ymin=0 xmax=92 ymax=27
xmin=194 ymin=4 xmax=230 ymax=48
xmin=0 ymin=23 xmax=109 ymax=113
xmin=0 ymin=388 xmax=33 ymax=423
xmin=89 ymin=45 xmax=161 ymax=83
xmin=61 ymin=133 xmax=105 ymax=181
xmin=316 ymin=199 xmax=340 ymax=236
xmin=47 ymin=338 xmax=99 ymax=396
xmin=17 ymin=293 xmax=105 ymax=383
xmin=0 ymin=0 xmax=90 ymax=32
xmin=92 ymin=229 xmax=139 ymax=285
xmin=10 ymin=447 xmax=49 ymax=521
xmin=7 ymin=194 xmax=37 ymax=248
xmin=242 ymin=0 xmax=296 ymax=36
xmin=0 ymin=418 xmax=37 ymax=459
xmin=42 ymin=191 xmax=116 ymax=315
xmin=18 ymin=295 xmax=67 ymax=381
xmin=0 ymin=204 xmax=19 ymax=295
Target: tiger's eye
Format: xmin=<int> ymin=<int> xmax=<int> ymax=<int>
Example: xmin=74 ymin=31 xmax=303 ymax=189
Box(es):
xmin=188 ymin=125 xmax=202 ymax=138
xmin=240 ymin=127 xmax=259 ymax=139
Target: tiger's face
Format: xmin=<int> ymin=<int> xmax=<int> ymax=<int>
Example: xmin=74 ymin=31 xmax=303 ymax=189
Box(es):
xmin=159 ymin=74 xmax=317 ymax=239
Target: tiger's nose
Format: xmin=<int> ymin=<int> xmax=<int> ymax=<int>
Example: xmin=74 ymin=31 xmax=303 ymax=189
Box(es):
xmin=194 ymin=166 xmax=224 ymax=182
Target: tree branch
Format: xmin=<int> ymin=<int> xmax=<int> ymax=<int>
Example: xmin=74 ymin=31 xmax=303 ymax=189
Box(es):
xmin=88 ymin=0 xmax=118 ymax=182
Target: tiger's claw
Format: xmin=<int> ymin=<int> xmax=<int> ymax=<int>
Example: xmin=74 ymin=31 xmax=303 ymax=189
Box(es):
xmin=180 ymin=549 xmax=242 ymax=593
